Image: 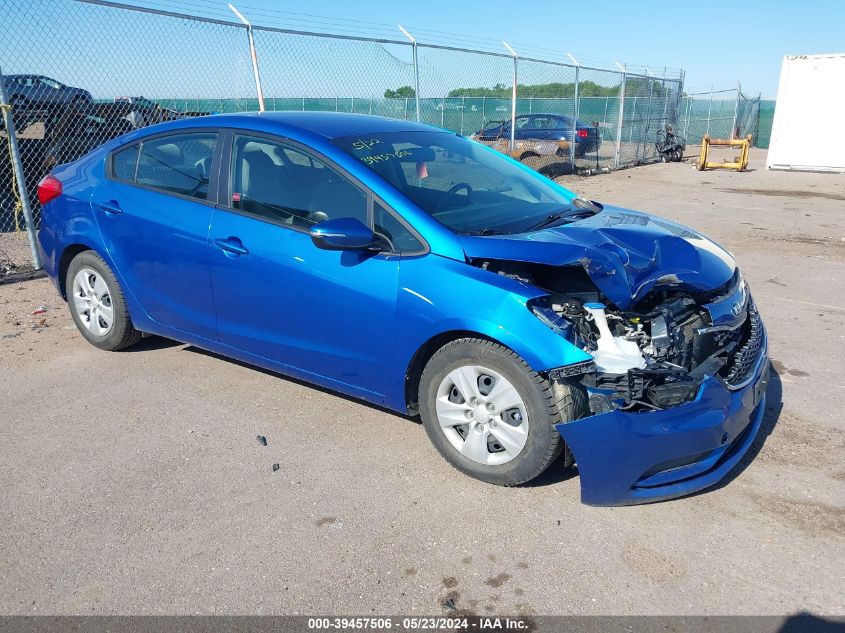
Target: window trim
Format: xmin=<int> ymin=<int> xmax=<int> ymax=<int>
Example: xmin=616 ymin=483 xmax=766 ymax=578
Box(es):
xmin=218 ymin=128 xmax=429 ymax=256
xmin=106 ymin=127 xmax=224 ymax=207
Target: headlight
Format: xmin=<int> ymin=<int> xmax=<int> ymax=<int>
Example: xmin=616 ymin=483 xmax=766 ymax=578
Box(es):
xmin=528 ymin=297 xmax=575 ymax=338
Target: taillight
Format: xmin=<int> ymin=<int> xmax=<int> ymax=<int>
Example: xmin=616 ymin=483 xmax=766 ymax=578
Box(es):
xmin=37 ymin=174 xmax=62 ymax=205
xmin=577 ymin=129 xmax=589 ymax=138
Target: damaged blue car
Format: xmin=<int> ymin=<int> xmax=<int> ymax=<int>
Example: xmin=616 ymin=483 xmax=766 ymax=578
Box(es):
xmin=36 ymin=112 xmax=769 ymax=505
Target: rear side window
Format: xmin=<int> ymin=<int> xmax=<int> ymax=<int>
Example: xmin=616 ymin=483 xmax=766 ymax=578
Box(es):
xmin=112 ymin=144 xmax=139 ymax=181
xmin=127 ymin=133 xmax=217 ymax=200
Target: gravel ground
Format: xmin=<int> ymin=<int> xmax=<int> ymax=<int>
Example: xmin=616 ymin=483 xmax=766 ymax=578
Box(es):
xmin=0 ymin=149 xmax=843 ymax=616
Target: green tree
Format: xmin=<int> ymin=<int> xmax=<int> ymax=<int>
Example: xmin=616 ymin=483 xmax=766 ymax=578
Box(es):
xmin=384 ymin=86 xmax=416 ymax=99
xmin=446 ymin=81 xmax=621 ymax=98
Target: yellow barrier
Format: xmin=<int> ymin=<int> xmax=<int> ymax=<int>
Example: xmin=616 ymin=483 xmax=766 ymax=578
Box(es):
xmin=697 ymin=134 xmax=752 ymax=171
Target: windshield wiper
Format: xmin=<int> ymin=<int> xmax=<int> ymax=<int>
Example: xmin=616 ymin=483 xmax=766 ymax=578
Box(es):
xmin=524 ymin=201 xmax=598 ymax=232
xmin=463 ymin=227 xmax=504 ymax=236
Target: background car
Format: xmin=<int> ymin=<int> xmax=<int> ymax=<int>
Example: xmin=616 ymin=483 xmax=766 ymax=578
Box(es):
xmin=3 ymin=74 xmax=92 ymax=107
xmin=474 ymin=114 xmax=601 ymax=158
xmin=113 ymin=96 xmax=211 ymax=128
xmin=41 ymin=104 xmax=134 ymax=170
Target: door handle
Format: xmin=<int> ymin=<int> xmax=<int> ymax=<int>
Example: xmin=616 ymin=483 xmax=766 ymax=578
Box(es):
xmin=214 ymin=237 xmax=249 ymax=256
xmin=96 ymin=200 xmax=122 ymax=216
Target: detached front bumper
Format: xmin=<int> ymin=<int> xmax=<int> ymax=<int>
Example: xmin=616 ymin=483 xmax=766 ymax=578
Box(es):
xmin=555 ymin=335 xmax=769 ymax=506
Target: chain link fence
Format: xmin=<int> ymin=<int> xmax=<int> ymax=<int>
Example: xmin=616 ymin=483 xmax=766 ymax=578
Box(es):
xmin=1 ymin=0 xmax=692 ymax=274
xmin=678 ymin=86 xmax=764 ymax=149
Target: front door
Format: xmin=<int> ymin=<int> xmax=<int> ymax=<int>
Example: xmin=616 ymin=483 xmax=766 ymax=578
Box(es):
xmin=208 ymin=132 xmax=400 ymax=398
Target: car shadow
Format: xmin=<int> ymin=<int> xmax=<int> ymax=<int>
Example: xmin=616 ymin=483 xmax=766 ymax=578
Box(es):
xmin=182 ymin=345 xmax=421 ymax=424
xmin=523 ymin=457 xmax=579 ymax=487
xmin=120 ymin=335 xmax=182 ymax=352
xmin=538 ymin=161 xmax=574 ymax=178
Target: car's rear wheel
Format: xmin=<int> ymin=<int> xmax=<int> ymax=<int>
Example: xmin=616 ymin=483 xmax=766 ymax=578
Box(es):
xmin=66 ymin=251 xmax=142 ymax=351
xmin=419 ymin=338 xmax=583 ymax=486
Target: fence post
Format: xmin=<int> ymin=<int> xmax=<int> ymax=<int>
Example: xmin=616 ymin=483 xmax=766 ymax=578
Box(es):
xmin=642 ymin=68 xmax=654 ymax=161
xmin=752 ymin=92 xmax=762 ymax=146
xmin=0 ymin=67 xmax=42 ymax=270
xmin=676 ymin=69 xmax=685 ymax=131
xmin=706 ymin=84 xmax=713 ymax=135
xmin=614 ymin=62 xmax=626 ymax=168
xmin=731 ymin=81 xmax=741 ymax=138
xmin=228 ymin=4 xmax=265 ymax=112
xmin=567 ymin=53 xmax=579 ymax=166
xmin=398 ymin=26 xmax=421 ymax=122
xmin=503 ymin=41 xmax=518 ymax=153
xmin=628 ymin=97 xmax=636 ymax=143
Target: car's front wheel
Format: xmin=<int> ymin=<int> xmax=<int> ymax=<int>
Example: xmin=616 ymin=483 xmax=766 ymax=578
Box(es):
xmin=419 ymin=338 xmax=584 ymax=486
xmin=66 ymin=250 xmax=142 ymax=351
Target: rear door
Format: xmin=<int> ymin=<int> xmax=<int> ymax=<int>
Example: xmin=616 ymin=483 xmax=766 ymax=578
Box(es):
xmin=207 ymin=131 xmax=404 ymax=398
xmin=91 ymin=130 xmax=221 ymax=340
xmin=530 ymin=115 xmax=556 ymax=139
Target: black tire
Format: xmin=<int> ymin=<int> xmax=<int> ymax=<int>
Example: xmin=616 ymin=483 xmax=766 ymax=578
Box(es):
xmin=418 ymin=338 xmax=585 ymax=486
xmin=65 ymin=250 xmax=142 ymax=351
xmin=519 ymin=151 xmax=540 ymax=161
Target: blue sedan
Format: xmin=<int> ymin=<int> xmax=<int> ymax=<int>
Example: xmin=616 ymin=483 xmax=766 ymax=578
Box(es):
xmin=36 ymin=112 xmax=769 ymax=505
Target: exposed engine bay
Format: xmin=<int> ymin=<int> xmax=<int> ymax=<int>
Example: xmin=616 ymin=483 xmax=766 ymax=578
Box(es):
xmin=477 ymin=259 xmax=760 ymax=414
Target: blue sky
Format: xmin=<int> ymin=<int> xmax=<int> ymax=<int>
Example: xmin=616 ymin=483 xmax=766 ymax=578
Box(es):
xmin=4 ymin=0 xmax=842 ymax=99
xmin=198 ymin=0 xmax=843 ymax=97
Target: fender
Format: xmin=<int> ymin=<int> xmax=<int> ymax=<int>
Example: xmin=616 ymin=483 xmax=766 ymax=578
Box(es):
xmin=384 ymin=253 xmax=592 ymax=412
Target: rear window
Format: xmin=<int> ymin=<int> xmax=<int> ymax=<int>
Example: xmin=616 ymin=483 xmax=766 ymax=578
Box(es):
xmin=112 ymin=144 xmax=139 ymax=181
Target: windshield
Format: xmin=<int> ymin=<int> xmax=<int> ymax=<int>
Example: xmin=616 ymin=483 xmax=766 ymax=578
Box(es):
xmin=332 ymin=130 xmax=584 ymax=235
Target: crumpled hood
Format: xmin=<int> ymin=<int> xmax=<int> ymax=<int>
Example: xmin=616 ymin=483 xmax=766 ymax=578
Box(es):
xmin=460 ymin=206 xmax=736 ymax=309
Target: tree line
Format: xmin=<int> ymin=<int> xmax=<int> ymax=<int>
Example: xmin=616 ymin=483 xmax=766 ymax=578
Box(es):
xmin=384 ymin=79 xmax=670 ymax=99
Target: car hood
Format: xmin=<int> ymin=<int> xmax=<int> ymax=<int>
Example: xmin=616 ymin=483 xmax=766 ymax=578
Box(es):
xmin=459 ymin=206 xmax=736 ymax=310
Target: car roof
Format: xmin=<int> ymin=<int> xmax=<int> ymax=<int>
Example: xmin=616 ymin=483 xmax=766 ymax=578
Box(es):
xmin=157 ymin=111 xmax=438 ymax=140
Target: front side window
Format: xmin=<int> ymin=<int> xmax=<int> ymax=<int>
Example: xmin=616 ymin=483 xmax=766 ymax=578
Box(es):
xmin=230 ymin=134 xmax=366 ymax=228
xmin=332 ymin=131 xmax=578 ymax=235
xmin=133 ymin=133 xmax=217 ymax=200
xmin=374 ymin=202 xmax=423 ymax=254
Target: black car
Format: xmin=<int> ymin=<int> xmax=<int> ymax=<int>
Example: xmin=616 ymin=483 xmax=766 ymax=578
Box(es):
xmin=41 ymin=104 xmax=134 ymax=170
xmin=3 ymin=75 xmax=92 ymax=107
xmin=475 ymin=114 xmax=601 ymax=158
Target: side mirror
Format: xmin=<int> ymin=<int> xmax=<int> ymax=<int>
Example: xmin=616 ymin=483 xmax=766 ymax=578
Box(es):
xmin=309 ymin=217 xmax=379 ymax=251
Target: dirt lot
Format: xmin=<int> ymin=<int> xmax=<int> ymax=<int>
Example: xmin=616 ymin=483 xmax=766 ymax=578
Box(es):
xmin=1 ymin=149 xmax=843 ymax=616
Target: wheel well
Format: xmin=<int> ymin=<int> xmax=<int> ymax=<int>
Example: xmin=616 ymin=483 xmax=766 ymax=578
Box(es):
xmin=57 ymin=244 xmax=92 ymax=298
xmin=403 ymin=330 xmax=496 ymax=415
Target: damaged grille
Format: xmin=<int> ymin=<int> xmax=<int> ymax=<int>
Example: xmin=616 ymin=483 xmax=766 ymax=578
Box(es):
xmin=722 ymin=309 xmax=765 ymax=389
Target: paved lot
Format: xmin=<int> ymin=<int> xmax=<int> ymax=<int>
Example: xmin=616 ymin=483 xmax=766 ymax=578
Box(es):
xmin=1 ymin=149 xmax=843 ymax=616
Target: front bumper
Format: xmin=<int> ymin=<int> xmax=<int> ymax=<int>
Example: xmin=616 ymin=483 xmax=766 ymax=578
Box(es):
xmin=555 ymin=334 xmax=769 ymax=506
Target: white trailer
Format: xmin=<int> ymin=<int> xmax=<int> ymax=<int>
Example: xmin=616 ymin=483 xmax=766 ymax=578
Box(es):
xmin=767 ymin=53 xmax=845 ymax=173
